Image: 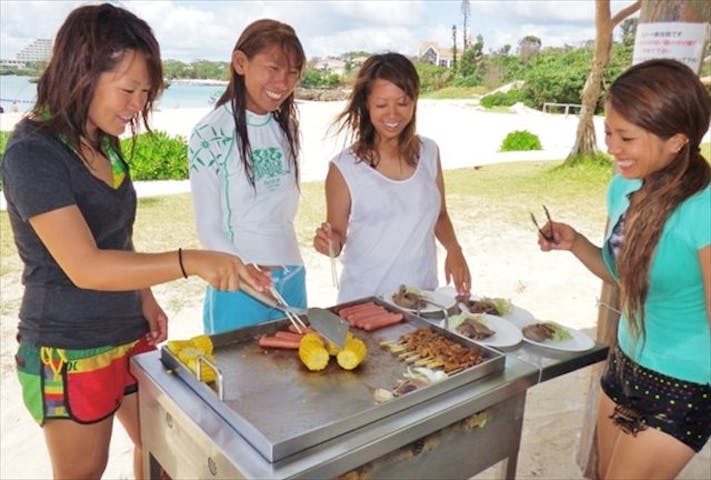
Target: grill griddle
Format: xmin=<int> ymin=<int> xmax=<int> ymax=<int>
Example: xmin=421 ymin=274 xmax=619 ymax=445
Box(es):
xmin=160 ymin=297 xmax=505 ymax=462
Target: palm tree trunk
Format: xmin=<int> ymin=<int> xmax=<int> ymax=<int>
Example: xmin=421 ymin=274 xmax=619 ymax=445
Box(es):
xmin=565 ymin=0 xmax=641 ymax=163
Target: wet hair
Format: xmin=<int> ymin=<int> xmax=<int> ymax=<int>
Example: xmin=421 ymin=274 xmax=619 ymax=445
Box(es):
xmin=332 ymin=52 xmax=421 ymax=167
xmin=31 ymin=3 xmax=164 ymax=156
xmin=607 ymin=58 xmax=710 ymax=344
xmin=216 ymin=19 xmax=305 ymax=188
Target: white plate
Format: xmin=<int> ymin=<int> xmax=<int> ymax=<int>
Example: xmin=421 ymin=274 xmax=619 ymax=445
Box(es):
xmin=501 ymin=305 xmax=536 ymax=329
xmin=448 ymin=313 xmax=523 ymax=348
xmin=455 ymin=293 xmax=535 ymax=329
xmin=385 ymin=288 xmax=456 ymax=314
xmin=520 ymin=321 xmax=595 ymax=352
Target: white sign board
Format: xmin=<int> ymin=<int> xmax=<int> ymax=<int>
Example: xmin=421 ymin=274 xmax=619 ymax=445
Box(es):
xmin=633 ymin=22 xmax=710 ymax=73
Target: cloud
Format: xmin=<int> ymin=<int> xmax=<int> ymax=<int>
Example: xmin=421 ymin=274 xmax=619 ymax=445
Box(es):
xmin=0 ymin=0 xmax=639 ymax=62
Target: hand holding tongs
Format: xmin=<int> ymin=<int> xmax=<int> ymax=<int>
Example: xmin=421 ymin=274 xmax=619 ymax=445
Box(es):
xmin=246 ymin=265 xmax=309 ymax=333
xmin=530 ymin=205 xmax=556 ymax=243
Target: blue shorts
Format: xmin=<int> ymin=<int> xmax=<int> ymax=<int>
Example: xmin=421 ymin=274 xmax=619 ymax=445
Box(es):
xmin=203 ymin=265 xmax=307 ymax=334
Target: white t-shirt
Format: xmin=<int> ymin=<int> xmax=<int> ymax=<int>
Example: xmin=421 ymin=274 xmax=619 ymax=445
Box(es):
xmin=188 ymin=103 xmax=302 ymax=266
xmin=333 ymin=136 xmax=441 ymax=303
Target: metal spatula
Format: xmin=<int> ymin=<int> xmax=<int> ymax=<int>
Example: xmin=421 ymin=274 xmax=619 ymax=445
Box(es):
xmin=240 ymin=284 xmax=349 ymax=348
xmin=303 ymin=307 xmax=349 ymax=348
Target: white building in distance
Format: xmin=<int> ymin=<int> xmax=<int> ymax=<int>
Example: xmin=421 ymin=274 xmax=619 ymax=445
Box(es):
xmin=16 ymin=38 xmax=52 ymax=63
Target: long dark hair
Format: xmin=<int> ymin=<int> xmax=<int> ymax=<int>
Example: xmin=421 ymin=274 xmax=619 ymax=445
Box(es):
xmin=31 ymin=3 xmax=164 ymax=158
xmin=332 ymin=52 xmax=421 ymax=167
xmin=216 ymin=19 xmax=305 ymax=188
xmin=609 ymin=58 xmax=710 ymax=343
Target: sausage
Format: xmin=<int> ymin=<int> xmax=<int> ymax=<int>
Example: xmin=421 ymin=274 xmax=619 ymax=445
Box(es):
xmin=337 ymin=301 xmax=377 ymax=315
xmin=337 ymin=302 xmax=378 ymax=317
xmin=258 ymin=335 xmax=300 ymax=349
xmin=274 ymin=330 xmax=304 ymax=342
xmin=361 ymin=313 xmax=404 ymax=331
xmin=349 ymin=311 xmax=394 ymax=329
xmin=345 ymin=306 xmax=390 ymax=323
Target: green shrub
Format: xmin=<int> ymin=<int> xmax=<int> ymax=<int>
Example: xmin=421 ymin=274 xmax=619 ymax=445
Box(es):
xmin=480 ymin=89 xmax=526 ymax=108
xmin=0 ymin=130 xmax=10 ymax=154
xmin=559 ymin=152 xmax=613 ymax=168
xmin=0 ymin=130 xmax=12 ymax=190
xmin=500 ymin=130 xmax=542 ymax=151
xmin=121 ymin=130 xmax=188 ymax=180
xmin=0 ymin=130 xmax=187 ymax=187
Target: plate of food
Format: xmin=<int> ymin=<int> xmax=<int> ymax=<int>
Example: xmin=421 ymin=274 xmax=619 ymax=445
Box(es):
xmin=502 ymin=305 xmax=536 ymax=329
xmin=520 ymin=321 xmax=595 ymax=351
xmin=447 ymin=313 xmax=523 ymax=348
xmin=457 ymin=295 xmax=535 ymax=328
xmin=386 ymin=285 xmax=456 ymax=314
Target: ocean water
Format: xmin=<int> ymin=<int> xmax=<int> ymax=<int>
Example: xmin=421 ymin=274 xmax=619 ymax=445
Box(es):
xmin=0 ymin=75 xmax=226 ymax=113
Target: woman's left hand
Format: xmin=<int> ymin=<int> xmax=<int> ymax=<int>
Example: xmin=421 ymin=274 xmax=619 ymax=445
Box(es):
xmin=444 ymin=246 xmax=471 ymax=297
xmin=140 ymin=289 xmax=168 ymax=345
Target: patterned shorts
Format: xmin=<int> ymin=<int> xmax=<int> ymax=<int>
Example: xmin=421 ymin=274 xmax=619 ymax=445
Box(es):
xmin=600 ymin=345 xmax=711 ymax=452
xmin=15 ymin=337 xmax=155 ymax=425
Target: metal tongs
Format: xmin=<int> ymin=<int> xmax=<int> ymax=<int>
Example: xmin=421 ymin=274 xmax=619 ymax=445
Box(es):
xmin=529 ymin=204 xmax=555 ymax=242
xmin=248 ymin=266 xmax=309 ymax=333
xmin=326 ymin=223 xmax=340 ymax=289
xmin=405 ymin=286 xmax=451 ymax=330
xmin=244 ymin=265 xmax=349 ymax=348
xmin=270 ymin=286 xmax=310 ymax=333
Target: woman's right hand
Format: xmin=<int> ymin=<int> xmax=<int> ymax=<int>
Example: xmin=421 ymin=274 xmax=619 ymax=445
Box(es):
xmin=537 ymin=221 xmax=579 ymax=252
xmin=313 ymin=222 xmax=342 ymax=257
xmin=184 ymin=250 xmax=273 ymax=292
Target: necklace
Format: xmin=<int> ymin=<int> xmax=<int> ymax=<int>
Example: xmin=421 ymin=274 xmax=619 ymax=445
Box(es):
xmin=61 ymin=134 xmax=127 ymax=189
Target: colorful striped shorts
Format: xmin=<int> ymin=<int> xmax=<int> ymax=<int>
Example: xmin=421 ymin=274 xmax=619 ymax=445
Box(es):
xmin=15 ymin=337 xmax=155 ymax=425
xmin=601 ymin=344 xmax=711 ymax=452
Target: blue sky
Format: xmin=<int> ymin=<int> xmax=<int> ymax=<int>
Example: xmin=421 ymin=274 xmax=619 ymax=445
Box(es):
xmin=0 ymin=0 xmax=639 ymax=62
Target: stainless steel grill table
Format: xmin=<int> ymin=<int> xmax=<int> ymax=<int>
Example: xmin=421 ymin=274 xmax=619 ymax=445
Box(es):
xmin=131 ymin=310 xmax=607 ymax=479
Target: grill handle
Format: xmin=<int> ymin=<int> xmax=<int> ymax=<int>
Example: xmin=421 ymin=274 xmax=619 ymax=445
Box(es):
xmin=196 ymin=354 xmax=224 ymax=401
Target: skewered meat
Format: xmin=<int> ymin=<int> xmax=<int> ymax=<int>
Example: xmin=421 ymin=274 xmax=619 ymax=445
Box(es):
xmin=387 ymin=328 xmax=485 ymax=373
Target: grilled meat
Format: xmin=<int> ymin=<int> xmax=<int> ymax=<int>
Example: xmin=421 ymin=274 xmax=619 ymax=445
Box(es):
xmin=464 ymin=299 xmax=499 ymax=315
xmin=456 ymin=317 xmax=495 ymax=340
xmin=522 ymin=323 xmax=557 ymax=342
xmin=392 ymin=284 xmax=428 ymax=310
xmin=395 ymin=328 xmax=485 ymax=373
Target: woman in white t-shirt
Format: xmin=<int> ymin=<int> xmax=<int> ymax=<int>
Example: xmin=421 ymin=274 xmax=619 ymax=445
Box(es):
xmin=313 ymin=53 xmax=471 ymax=303
xmin=189 ymin=19 xmax=307 ymax=333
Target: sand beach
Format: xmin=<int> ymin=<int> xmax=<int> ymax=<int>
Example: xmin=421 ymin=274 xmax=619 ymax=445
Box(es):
xmin=1 ymin=101 xmax=709 ymax=479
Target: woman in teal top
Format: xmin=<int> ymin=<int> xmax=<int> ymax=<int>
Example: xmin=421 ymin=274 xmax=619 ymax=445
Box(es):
xmin=537 ymin=59 xmax=710 ymax=479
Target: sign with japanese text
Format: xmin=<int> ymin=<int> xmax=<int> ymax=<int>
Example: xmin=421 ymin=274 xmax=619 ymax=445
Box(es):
xmin=633 ymin=22 xmax=710 ymax=73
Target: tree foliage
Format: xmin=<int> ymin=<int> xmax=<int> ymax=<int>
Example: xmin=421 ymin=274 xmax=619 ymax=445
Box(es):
xmin=163 ymin=59 xmax=229 ymax=80
xmin=619 ymin=18 xmax=638 ymax=47
xmin=301 ymin=68 xmax=341 ymax=88
xmin=518 ymin=35 xmax=542 ymax=63
xmin=521 ymin=47 xmax=593 ymax=108
xmin=456 ymin=34 xmax=484 ymax=80
xmin=414 ymin=62 xmax=454 ymax=92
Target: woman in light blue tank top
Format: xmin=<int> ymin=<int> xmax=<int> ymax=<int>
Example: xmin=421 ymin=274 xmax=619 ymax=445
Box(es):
xmin=535 ymin=59 xmax=710 ymax=478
